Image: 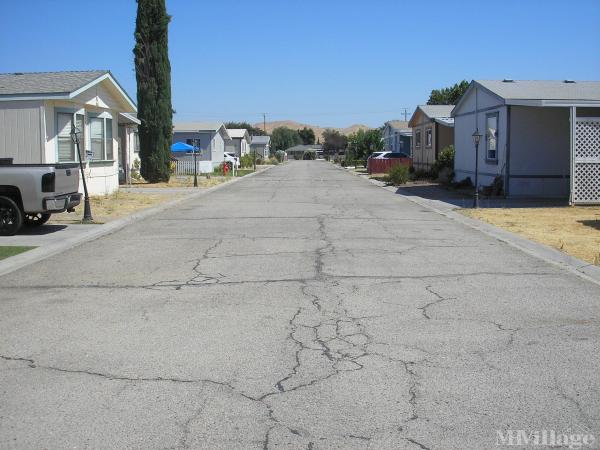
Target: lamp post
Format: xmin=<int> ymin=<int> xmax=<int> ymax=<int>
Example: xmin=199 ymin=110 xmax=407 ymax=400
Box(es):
xmin=71 ymin=124 xmax=93 ymax=222
xmin=193 ymin=144 xmax=198 ymax=187
xmin=472 ymin=129 xmax=482 ymax=208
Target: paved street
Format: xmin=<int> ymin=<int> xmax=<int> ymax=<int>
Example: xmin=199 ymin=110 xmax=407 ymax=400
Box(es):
xmin=1 ymin=161 xmax=599 ymax=449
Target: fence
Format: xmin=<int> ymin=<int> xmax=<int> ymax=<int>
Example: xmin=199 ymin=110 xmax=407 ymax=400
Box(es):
xmin=367 ymin=158 xmax=412 ymax=175
xmin=174 ymin=160 xmax=214 ymax=175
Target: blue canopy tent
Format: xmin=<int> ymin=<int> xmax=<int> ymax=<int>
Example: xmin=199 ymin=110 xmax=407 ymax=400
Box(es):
xmin=170 ymin=142 xmax=200 ymax=186
xmin=171 ymin=141 xmax=197 ymax=152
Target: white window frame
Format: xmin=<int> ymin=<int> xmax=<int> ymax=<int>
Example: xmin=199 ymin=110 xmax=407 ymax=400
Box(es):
xmin=56 ymin=110 xmax=86 ymax=163
xmin=486 ymin=112 xmax=499 ymax=162
xmin=87 ymin=112 xmax=114 ymax=161
xmin=425 ymin=127 xmax=432 ymax=148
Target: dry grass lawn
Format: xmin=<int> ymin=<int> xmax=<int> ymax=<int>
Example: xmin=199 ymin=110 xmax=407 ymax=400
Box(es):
xmin=49 ymin=192 xmax=178 ymax=224
xmin=131 ymin=175 xmax=231 ymax=188
xmin=462 ymin=207 xmax=600 ymax=265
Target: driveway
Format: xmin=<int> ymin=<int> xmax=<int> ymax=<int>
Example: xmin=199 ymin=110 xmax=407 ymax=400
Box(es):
xmin=1 ymin=161 xmax=599 ymax=449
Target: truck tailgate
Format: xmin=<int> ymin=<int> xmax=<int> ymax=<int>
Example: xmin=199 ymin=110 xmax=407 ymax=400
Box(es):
xmin=54 ymin=164 xmax=80 ymax=195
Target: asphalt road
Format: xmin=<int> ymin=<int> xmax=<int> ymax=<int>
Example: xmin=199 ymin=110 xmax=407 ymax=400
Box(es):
xmin=1 ymin=161 xmax=599 ymax=449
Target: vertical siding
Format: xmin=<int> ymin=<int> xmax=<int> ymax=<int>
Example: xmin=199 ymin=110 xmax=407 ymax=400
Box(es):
xmin=0 ymin=100 xmax=43 ymax=163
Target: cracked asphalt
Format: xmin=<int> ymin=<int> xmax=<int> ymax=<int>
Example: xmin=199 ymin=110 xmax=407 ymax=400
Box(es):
xmin=1 ymin=161 xmax=600 ymax=449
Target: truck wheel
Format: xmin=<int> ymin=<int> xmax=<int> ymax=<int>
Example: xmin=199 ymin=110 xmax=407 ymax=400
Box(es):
xmin=0 ymin=196 xmax=23 ymax=236
xmin=24 ymin=213 xmax=51 ymax=226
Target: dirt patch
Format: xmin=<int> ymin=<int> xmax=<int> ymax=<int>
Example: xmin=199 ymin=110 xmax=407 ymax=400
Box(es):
xmin=131 ymin=176 xmax=230 ymax=188
xmin=49 ymin=192 xmax=179 ymax=225
xmin=462 ymin=207 xmax=600 ymax=265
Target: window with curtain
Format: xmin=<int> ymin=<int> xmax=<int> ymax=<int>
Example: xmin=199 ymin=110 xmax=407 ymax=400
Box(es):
xmin=426 ymin=128 xmax=432 ymax=147
xmin=89 ymin=117 xmax=104 ymax=160
xmin=105 ymin=118 xmax=113 ymax=160
xmin=486 ymin=113 xmax=498 ymax=161
xmin=57 ymin=113 xmax=75 ymax=162
xmin=415 ymin=130 xmax=421 ymax=148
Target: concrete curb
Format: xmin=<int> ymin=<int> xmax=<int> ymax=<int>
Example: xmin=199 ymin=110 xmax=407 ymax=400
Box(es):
xmin=0 ymin=165 xmax=275 ymax=277
xmin=344 ymin=166 xmax=600 ymax=287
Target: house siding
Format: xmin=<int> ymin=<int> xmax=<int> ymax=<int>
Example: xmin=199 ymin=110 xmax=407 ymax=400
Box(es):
xmin=454 ymin=86 xmax=507 ymax=190
xmin=44 ymin=100 xmax=120 ymax=195
xmin=508 ymin=106 xmax=570 ymax=197
xmin=172 ymin=131 xmax=213 ymax=161
xmin=0 ymin=100 xmax=44 ymax=163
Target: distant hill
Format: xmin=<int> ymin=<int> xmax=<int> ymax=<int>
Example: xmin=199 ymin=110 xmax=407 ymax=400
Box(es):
xmin=252 ymin=120 xmax=371 ymax=142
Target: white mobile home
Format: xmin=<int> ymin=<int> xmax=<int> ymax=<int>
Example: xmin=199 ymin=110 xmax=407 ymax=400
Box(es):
xmin=225 ymin=129 xmax=251 ymax=158
xmin=250 ymin=135 xmax=271 ymax=159
xmin=0 ymin=70 xmax=137 ymax=195
xmin=452 ymin=80 xmax=600 ymax=203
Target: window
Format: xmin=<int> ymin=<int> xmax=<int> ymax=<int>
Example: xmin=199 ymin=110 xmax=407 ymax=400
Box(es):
xmin=425 ymin=128 xmax=432 ymax=148
xmin=134 ymin=132 xmax=140 ymax=153
xmin=57 ymin=112 xmax=85 ymax=162
xmin=88 ymin=115 xmax=114 ymax=160
xmin=486 ymin=113 xmax=499 ymax=161
xmin=415 ymin=130 xmax=421 ymax=148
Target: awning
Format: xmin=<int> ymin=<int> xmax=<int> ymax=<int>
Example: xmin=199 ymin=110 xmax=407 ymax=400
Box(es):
xmin=171 ymin=141 xmax=197 ymax=152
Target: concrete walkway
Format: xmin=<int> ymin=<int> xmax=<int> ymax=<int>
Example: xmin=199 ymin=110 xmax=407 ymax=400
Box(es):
xmin=1 ymin=161 xmax=599 ymax=449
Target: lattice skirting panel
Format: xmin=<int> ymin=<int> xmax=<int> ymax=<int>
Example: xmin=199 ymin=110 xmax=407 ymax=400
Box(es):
xmin=573 ymin=162 xmax=600 ymax=203
xmin=576 ymin=120 xmax=600 ymax=159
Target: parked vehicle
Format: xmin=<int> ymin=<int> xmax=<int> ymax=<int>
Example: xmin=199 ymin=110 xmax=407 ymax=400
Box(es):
xmin=368 ymin=152 xmax=385 ymax=160
xmin=0 ymin=159 xmax=81 ymax=236
xmin=224 ymin=152 xmax=240 ymax=168
xmin=376 ymin=151 xmax=411 ymax=159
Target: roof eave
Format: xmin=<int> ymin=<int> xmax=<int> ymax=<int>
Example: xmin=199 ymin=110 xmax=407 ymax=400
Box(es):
xmin=506 ymin=99 xmax=600 ymax=107
xmin=69 ymin=71 xmax=137 ymax=112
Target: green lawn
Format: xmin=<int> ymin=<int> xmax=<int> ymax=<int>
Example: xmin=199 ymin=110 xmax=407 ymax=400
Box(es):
xmin=0 ymin=246 xmax=36 ymax=261
xmin=236 ymin=168 xmax=255 ymax=177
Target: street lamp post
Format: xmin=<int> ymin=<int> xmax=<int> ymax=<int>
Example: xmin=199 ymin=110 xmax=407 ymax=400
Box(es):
xmin=193 ymin=144 xmax=198 ymax=187
xmin=71 ymin=124 xmax=93 ymax=222
xmin=472 ymin=130 xmax=482 ymax=208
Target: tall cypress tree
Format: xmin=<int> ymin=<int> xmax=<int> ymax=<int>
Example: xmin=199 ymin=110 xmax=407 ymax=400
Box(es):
xmin=134 ymin=0 xmax=173 ymax=182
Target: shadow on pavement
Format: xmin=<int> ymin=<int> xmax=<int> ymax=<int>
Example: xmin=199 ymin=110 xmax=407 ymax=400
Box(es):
xmin=395 ymin=183 xmax=569 ymax=209
xmin=17 ymin=225 xmax=69 ymax=235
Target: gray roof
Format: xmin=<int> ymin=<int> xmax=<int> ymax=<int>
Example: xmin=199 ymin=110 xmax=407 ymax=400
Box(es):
xmin=0 ymin=70 xmax=108 ymax=96
xmin=477 ymin=79 xmax=600 ymax=102
xmin=418 ymin=105 xmax=454 ymax=118
xmin=251 ymin=135 xmax=271 ymax=145
xmin=173 ymin=122 xmax=225 ymax=132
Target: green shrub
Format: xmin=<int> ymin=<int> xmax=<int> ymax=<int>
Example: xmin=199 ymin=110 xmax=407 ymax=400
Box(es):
xmin=387 ymin=164 xmax=410 ymax=185
xmin=433 ymin=145 xmax=455 ymax=174
xmin=240 ymin=153 xmax=253 ymax=168
xmin=275 ymin=150 xmax=285 ymax=163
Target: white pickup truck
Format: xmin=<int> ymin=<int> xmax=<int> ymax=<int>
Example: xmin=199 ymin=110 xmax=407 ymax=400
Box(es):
xmin=0 ymin=159 xmax=81 ymax=235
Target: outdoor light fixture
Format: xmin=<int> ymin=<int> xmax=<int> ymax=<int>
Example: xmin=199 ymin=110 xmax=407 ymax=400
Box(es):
xmin=193 ymin=144 xmax=199 ymax=187
xmin=71 ymin=124 xmax=93 ymax=222
xmin=472 ymin=129 xmax=483 ymax=208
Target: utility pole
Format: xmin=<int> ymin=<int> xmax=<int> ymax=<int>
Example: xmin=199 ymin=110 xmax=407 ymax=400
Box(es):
xmin=263 ymin=112 xmax=267 ymax=135
xmin=402 ymin=108 xmax=409 ymax=121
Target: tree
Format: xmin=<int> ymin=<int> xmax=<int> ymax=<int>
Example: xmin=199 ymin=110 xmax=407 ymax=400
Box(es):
xmin=322 ymin=129 xmax=347 ymax=156
xmin=427 ymin=80 xmax=469 ymax=105
xmin=298 ymin=127 xmax=316 ymax=145
xmin=347 ymin=128 xmax=383 ymax=160
xmin=271 ymin=126 xmax=302 ymax=151
xmin=134 ymin=0 xmax=173 ymax=182
xmin=225 ymin=122 xmax=265 ymax=136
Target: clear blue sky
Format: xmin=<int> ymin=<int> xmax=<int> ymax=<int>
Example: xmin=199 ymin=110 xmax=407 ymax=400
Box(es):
xmin=1 ymin=0 xmax=598 ymax=128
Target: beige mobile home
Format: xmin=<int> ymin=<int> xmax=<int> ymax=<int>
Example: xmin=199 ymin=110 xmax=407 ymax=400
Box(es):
xmin=408 ymin=105 xmax=454 ymax=171
xmin=0 ymin=70 xmax=137 ymax=195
